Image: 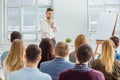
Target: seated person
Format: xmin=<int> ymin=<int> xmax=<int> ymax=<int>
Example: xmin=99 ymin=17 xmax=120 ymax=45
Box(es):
xmin=1 ymin=31 xmax=22 ymax=67
xmin=40 ymin=42 xmax=75 ymax=80
xmin=110 ymin=36 xmax=120 ymax=60
xmin=58 ymin=43 xmax=105 ymax=80
xmin=69 ymin=34 xmax=94 ymax=66
xmin=92 ymin=39 xmax=120 ymax=80
xmin=9 ymin=44 xmax=52 ymax=80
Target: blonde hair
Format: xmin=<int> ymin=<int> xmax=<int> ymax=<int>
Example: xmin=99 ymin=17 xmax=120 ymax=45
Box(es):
xmin=100 ymin=39 xmax=115 ymax=73
xmin=5 ymin=39 xmax=25 ymax=72
xmin=55 ymin=42 xmax=69 ymax=57
xmin=75 ymin=34 xmax=88 ymax=51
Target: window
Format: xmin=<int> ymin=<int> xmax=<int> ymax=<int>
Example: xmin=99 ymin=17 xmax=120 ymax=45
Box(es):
xmin=4 ymin=0 xmax=52 ymax=41
xmin=88 ymin=0 xmax=120 ymax=40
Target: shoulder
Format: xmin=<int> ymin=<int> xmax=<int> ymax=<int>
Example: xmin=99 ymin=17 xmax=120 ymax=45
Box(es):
xmin=114 ymin=59 xmax=120 ymax=66
xmin=91 ymin=59 xmax=101 ymax=68
xmin=59 ymin=69 xmax=71 ymax=77
xmin=39 ymin=71 xmax=52 ymax=80
xmin=10 ymin=69 xmax=23 ymax=76
xmin=40 ymin=60 xmax=53 ymax=67
xmin=1 ymin=51 xmax=9 ymax=57
xmin=9 ymin=69 xmax=23 ymax=79
xmin=91 ymin=69 xmax=103 ymax=75
xmin=90 ymin=69 xmax=105 ymax=79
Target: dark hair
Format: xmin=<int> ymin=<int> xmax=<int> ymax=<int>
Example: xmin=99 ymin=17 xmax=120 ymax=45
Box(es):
xmin=10 ymin=31 xmax=22 ymax=42
xmin=76 ymin=44 xmax=93 ymax=64
xmin=46 ymin=8 xmax=53 ymax=13
xmin=26 ymin=44 xmax=41 ymax=63
xmin=38 ymin=38 xmax=54 ymax=68
xmin=110 ymin=36 xmax=119 ymax=48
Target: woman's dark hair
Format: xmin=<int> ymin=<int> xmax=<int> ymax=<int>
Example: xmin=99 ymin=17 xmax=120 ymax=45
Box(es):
xmin=110 ymin=36 xmax=119 ymax=48
xmin=10 ymin=31 xmax=22 ymax=42
xmin=37 ymin=38 xmax=54 ymax=68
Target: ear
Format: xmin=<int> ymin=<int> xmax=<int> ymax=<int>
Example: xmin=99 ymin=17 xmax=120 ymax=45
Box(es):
xmin=24 ymin=54 xmax=26 ymax=59
xmin=38 ymin=55 xmax=42 ymax=62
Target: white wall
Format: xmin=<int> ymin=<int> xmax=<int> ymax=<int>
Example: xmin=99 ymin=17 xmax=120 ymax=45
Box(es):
xmin=54 ymin=0 xmax=88 ymax=44
xmin=0 ymin=0 xmax=88 ymax=51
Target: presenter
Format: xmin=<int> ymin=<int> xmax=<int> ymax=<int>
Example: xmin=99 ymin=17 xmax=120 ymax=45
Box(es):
xmin=40 ymin=8 xmax=59 ymax=47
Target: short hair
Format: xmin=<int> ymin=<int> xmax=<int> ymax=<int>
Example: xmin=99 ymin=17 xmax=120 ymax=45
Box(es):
xmin=55 ymin=42 xmax=69 ymax=57
xmin=46 ymin=8 xmax=53 ymax=13
xmin=76 ymin=44 xmax=93 ymax=63
xmin=26 ymin=44 xmax=42 ymax=63
xmin=10 ymin=31 xmax=22 ymax=42
xmin=110 ymin=36 xmax=119 ymax=48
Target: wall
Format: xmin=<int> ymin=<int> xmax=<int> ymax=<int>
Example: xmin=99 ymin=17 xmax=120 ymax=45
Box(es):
xmin=54 ymin=0 xmax=88 ymax=44
xmin=0 ymin=0 xmax=88 ymax=51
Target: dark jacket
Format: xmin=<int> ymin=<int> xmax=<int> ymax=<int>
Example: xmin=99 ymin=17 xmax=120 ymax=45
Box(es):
xmin=92 ymin=59 xmax=120 ymax=80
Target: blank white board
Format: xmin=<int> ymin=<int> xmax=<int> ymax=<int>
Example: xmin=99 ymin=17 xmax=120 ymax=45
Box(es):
xmin=96 ymin=12 xmax=118 ymax=40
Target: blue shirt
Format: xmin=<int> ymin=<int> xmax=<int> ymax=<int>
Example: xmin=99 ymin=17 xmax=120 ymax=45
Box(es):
xmin=40 ymin=58 xmax=75 ymax=80
xmin=1 ymin=51 xmax=9 ymax=67
xmin=115 ymin=50 xmax=120 ymax=60
xmin=9 ymin=67 xmax=52 ymax=80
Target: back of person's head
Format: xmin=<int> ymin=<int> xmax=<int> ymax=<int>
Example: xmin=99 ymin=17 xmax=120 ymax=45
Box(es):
xmin=39 ymin=38 xmax=54 ymax=62
xmin=46 ymin=8 xmax=53 ymax=13
xmin=5 ymin=39 xmax=25 ymax=72
xmin=55 ymin=42 xmax=69 ymax=57
xmin=10 ymin=31 xmax=22 ymax=43
xmin=26 ymin=44 xmax=41 ymax=63
xmin=76 ymin=44 xmax=93 ymax=64
xmin=110 ymin=36 xmax=119 ymax=48
xmin=101 ymin=39 xmax=115 ymax=73
xmin=75 ymin=34 xmax=88 ymax=51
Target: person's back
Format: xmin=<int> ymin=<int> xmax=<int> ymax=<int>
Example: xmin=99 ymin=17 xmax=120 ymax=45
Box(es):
xmin=58 ymin=44 xmax=105 ymax=80
xmin=40 ymin=42 xmax=75 ymax=80
xmin=92 ymin=59 xmax=120 ymax=80
xmin=9 ymin=67 xmax=51 ymax=80
xmin=110 ymin=36 xmax=120 ymax=60
xmin=40 ymin=58 xmax=74 ymax=80
xmin=92 ymin=39 xmax=120 ymax=80
xmin=59 ymin=69 xmax=104 ymax=80
xmin=1 ymin=31 xmax=22 ymax=67
xmin=9 ymin=44 xmax=52 ymax=80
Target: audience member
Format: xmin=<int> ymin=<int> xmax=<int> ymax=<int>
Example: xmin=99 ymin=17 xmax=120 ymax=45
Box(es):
xmin=9 ymin=44 xmax=52 ymax=80
xmin=40 ymin=42 xmax=75 ymax=80
xmin=1 ymin=31 xmax=22 ymax=67
xmin=3 ymin=39 xmax=25 ymax=80
xmin=59 ymin=43 xmax=105 ymax=80
xmin=38 ymin=38 xmax=54 ymax=68
xmin=110 ymin=36 xmax=120 ymax=60
xmin=92 ymin=39 xmax=120 ymax=80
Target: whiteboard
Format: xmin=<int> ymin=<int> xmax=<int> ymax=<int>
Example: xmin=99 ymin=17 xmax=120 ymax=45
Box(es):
xmin=96 ymin=12 xmax=118 ymax=40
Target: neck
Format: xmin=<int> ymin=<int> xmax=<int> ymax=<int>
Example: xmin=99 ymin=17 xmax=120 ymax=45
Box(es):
xmin=76 ymin=59 xmax=88 ymax=64
xmin=26 ymin=62 xmax=37 ymax=68
xmin=55 ymin=56 xmax=65 ymax=59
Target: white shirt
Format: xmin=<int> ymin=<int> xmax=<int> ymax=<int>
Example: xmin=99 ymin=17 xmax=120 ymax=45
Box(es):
xmin=40 ymin=18 xmax=59 ymax=39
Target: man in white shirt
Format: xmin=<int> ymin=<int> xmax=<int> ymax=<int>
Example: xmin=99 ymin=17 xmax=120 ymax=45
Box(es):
xmin=40 ymin=8 xmax=59 ymax=47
